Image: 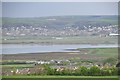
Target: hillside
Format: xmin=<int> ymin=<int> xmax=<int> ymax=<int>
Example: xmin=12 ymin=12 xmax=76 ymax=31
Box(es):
xmin=2 ymin=15 xmax=118 ymax=30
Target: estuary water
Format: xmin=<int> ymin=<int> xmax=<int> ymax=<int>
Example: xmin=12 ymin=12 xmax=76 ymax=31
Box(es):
xmin=1 ymin=44 xmax=118 ymax=54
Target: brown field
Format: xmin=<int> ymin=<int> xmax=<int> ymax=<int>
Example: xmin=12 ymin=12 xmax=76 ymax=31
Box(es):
xmin=2 ymin=52 xmax=106 ymax=61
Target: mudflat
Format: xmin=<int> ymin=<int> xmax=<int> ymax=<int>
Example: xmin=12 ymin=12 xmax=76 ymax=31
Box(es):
xmin=2 ymin=52 xmax=106 ymax=61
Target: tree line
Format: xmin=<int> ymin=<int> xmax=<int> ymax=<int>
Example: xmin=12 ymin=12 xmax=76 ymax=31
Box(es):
xmin=31 ymin=65 xmax=119 ymax=76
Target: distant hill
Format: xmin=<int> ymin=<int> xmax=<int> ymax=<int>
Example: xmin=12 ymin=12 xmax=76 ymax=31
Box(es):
xmin=2 ymin=15 xmax=118 ymax=30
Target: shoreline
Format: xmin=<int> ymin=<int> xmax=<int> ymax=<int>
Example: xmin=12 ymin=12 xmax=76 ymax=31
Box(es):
xmin=3 ymin=47 xmax=117 ymax=61
xmin=1 ymin=42 xmax=117 ymax=45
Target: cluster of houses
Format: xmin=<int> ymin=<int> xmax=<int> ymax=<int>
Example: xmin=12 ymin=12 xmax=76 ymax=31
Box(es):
xmin=25 ymin=59 xmax=115 ymax=69
xmin=3 ymin=59 xmax=119 ymax=76
xmin=26 ymin=59 xmax=70 ymax=66
xmin=2 ymin=25 xmax=118 ymax=37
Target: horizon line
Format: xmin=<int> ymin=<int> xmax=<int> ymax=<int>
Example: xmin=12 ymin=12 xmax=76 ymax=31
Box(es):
xmin=1 ymin=14 xmax=118 ymax=18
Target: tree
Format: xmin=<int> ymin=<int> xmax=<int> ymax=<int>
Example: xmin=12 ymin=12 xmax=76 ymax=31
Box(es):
xmin=79 ymin=66 xmax=88 ymax=76
xmin=88 ymin=66 xmax=101 ymax=76
xmin=43 ymin=64 xmax=55 ymax=75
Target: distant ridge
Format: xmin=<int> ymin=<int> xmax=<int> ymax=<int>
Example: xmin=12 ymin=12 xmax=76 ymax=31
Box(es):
xmin=2 ymin=15 xmax=118 ymax=30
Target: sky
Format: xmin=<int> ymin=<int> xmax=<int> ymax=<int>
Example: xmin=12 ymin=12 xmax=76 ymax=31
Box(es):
xmin=2 ymin=2 xmax=118 ymax=18
xmin=2 ymin=0 xmax=119 ymax=2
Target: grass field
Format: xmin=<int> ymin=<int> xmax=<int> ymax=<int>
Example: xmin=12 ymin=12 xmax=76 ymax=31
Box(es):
xmin=2 ymin=76 xmax=119 ymax=80
xmin=77 ymin=48 xmax=118 ymax=57
xmin=2 ymin=64 xmax=34 ymax=68
xmin=2 ymin=76 xmax=118 ymax=78
xmin=2 ymin=36 xmax=117 ymax=44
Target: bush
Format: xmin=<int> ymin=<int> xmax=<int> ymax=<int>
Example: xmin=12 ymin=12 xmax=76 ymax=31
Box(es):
xmin=88 ymin=66 xmax=101 ymax=76
xmin=31 ymin=65 xmax=118 ymax=76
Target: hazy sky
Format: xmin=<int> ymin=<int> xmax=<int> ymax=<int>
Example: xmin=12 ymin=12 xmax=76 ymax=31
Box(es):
xmin=2 ymin=0 xmax=119 ymax=2
xmin=2 ymin=2 xmax=118 ymax=18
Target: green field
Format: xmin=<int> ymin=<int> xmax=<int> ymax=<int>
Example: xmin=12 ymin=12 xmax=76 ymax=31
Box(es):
xmin=2 ymin=76 xmax=118 ymax=78
xmin=77 ymin=48 xmax=118 ymax=57
xmin=2 ymin=76 xmax=119 ymax=80
xmin=2 ymin=64 xmax=34 ymax=68
xmin=2 ymin=36 xmax=117 ymax=44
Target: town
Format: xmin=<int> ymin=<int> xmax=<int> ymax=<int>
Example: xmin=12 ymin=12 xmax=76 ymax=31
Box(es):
xmin=2 ymin=25 xmax=118 ymax=37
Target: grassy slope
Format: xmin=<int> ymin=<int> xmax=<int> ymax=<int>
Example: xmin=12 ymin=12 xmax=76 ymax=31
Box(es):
xmin=77 ymin=48 xmax=118 ymax=57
